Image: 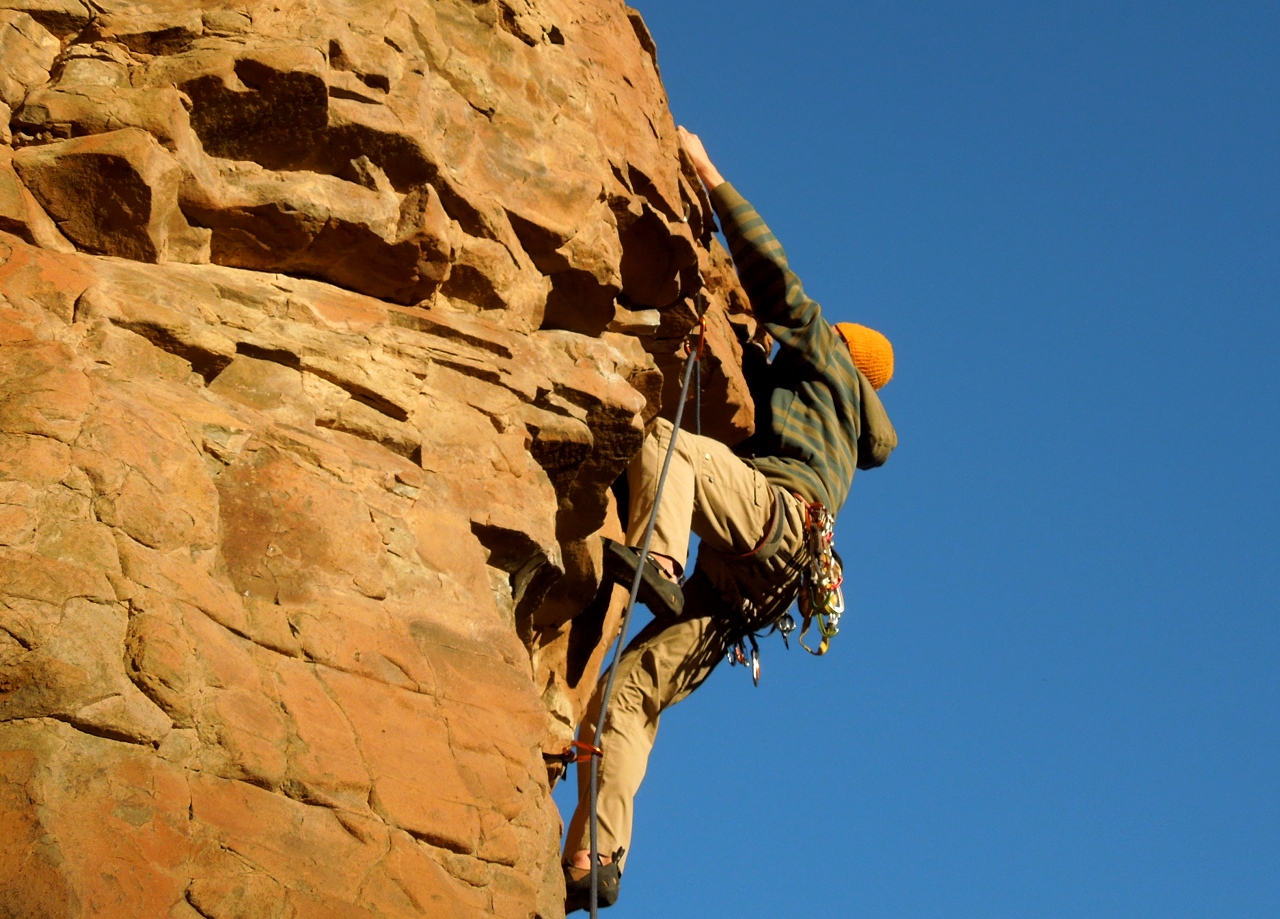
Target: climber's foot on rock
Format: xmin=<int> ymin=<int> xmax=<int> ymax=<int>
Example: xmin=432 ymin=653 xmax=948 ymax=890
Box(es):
xmin=564 ymin=849 xmax=623 ymax=913
xmin=602 ymin=539 xmax=683 ymax=617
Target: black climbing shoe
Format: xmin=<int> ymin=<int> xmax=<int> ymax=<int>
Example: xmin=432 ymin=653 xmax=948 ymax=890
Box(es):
xmin=602 ymin=539 xmax=683 ymax=618
xmin=563 ymin=850 xmax=623 ymax=914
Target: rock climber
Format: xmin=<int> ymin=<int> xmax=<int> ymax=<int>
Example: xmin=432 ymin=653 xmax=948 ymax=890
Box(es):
xmin=561 ymin=127 xmax=899 ymax=912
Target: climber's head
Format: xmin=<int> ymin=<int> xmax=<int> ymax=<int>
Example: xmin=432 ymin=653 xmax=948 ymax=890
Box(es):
xmin=834 ymin=323 xmax=894 ymax=390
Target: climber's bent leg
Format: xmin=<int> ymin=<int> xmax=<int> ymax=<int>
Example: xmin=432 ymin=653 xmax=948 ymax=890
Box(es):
xmin=626 ymin=417 xmax=696 ymax=570
xmin=626 ymin=418 xmax=776 ymax=571
xmin=566 ymin=608 xmax=730 ymax=872
xmin=686 ymin=431 xmax=776 ymax=556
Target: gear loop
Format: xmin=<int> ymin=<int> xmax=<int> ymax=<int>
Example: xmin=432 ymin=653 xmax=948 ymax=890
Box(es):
xmin=797 ymin=501 xmax=845 ymax=655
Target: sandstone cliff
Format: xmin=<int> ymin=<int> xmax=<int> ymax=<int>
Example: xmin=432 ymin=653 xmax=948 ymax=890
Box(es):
xmin=0 ymin=1 xmax=755 ymax=916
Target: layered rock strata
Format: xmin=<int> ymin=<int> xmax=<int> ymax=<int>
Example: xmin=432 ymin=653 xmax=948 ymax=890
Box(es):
xmin=0 ymin=1 xmax=757 ymax=916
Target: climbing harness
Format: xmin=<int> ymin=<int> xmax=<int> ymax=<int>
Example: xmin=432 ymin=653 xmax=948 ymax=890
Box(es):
xmin=723 ymin=491 xmax=847 ymax=680
xmin=584 ymin=290 xmax=708 ymax=918
xmin=797 ymin=501 xmax=845 ymax=655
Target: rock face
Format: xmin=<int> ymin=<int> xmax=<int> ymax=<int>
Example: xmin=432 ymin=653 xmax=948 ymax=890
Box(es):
xmin=0 ymin=1 xmax=757 ymax=916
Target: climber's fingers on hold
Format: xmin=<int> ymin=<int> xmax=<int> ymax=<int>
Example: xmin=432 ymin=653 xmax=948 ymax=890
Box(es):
xmin=677 ymin=126 xmax=706 ymax=161
xmin=677 ymin=126 xmax=718 ymax=183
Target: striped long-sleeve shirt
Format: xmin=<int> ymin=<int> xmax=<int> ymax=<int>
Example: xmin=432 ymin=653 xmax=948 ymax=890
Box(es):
xmin=710 ymin=183 xmax=897 ymax=512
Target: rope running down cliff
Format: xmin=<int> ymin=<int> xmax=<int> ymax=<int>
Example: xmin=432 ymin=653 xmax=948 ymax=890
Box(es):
xmin=587 ymin=306 xmax=707 ymax=917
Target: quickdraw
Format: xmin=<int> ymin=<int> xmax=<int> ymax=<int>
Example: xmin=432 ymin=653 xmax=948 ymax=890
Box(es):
xmin=797 ymin=501 xmax=844 ymax=655
xmin=777 ymin=612 xmax=796 ymax=649
xmin=726 ymin=632 xmax=761 ymax=686
xmin=550 ymin=739 xmax=603 ymax=766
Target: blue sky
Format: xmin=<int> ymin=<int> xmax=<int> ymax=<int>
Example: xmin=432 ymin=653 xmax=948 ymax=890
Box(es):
xmin=553 ymin=2 xmax=1280 ymax=915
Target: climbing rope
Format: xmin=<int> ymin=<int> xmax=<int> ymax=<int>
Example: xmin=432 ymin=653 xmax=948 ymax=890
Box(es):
xmin=694 ymin=330 xmax=703 ymax=437
xmin=585 ymin=300 xmax=707 ymax=917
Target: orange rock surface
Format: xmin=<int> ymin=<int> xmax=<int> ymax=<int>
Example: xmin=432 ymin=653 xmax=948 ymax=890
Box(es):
xmin=0 ymin=1 xmax=756 ymax=915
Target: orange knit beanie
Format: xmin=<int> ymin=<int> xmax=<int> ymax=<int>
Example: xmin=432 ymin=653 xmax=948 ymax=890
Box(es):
xmin=834 ymin=322 xmax=894 ymax=389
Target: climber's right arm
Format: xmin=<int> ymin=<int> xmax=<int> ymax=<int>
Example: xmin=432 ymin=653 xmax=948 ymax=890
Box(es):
xmin=678 ymin=126 xmax=725 ymax=191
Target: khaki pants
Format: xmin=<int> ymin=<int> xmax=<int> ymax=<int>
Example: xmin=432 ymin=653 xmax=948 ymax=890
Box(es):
xmin=566 ymin=419 xmax=810 ymax=868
